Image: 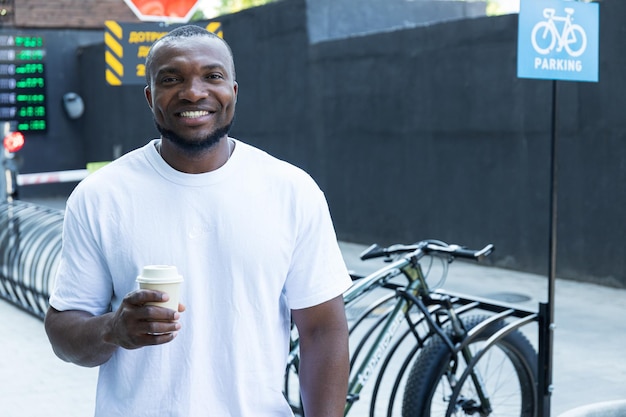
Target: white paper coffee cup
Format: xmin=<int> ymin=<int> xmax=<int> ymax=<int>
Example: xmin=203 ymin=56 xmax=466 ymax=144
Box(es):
xmin=136 ymin=265 xmax=183 ymax=311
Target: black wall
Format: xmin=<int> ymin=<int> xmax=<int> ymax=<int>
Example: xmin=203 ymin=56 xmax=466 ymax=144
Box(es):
xmin=77 ymin=45 xmax=156 ymax=162
xmin=11 ymin=0 xmax=626 ymax=287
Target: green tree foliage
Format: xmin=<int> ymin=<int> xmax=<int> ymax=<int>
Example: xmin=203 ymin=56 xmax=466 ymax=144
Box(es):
xmin=216 ymin=0 xmax=278 ymax=15
xmin=190 ymin=0 xmax=278 ymax=20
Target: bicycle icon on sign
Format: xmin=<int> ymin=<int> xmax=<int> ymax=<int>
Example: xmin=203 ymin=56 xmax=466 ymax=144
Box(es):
xmin=531 ymin=7 xmax=587 ymax=57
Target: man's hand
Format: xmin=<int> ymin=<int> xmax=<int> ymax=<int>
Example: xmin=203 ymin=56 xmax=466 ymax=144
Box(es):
xmin=104 ymin=289 xmax=184 ymax=349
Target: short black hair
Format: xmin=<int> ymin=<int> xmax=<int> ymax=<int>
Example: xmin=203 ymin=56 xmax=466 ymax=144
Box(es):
xmin=144 ymin=24 xmax=235 ymax=85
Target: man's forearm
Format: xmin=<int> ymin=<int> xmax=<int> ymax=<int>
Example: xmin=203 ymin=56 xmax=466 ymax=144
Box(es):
xmin=44 ymin=308 xmax=118 ymax=368
xmin=298 ymin=327 xmax=350 ymax=417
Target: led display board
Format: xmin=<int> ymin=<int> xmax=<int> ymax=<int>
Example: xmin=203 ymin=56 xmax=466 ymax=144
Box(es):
xmin=0 ymin=35 xmax=47 ymax=133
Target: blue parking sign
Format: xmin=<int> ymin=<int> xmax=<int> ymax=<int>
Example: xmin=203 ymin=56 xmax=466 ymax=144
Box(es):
xmin=517 ymin=0 xmax=599 ymax=82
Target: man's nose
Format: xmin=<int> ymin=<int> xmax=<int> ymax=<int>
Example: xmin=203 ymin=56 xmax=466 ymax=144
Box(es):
xmin=179 ymin=78 xmax=208 ymax=101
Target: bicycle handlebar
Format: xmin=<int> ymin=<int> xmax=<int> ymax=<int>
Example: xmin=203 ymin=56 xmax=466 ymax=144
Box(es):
xmin=359 ymin=240 xmax=495 ymax=262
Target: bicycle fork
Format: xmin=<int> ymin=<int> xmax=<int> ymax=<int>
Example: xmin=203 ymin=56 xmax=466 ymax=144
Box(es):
xmin=440 ymin=295 xmax=493 ymax=416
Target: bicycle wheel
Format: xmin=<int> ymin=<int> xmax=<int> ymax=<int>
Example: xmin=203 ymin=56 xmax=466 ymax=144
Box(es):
xmin=402 ymin=315 xmax=537 ymax=417
xmin=531 ymin=22 xmax=555 ymax=55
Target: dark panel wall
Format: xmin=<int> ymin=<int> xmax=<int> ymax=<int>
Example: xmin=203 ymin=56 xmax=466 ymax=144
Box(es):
xmin=552 ymin=3 xmax=626 ymax=287
xmin=9 ymin=0 xmax=626 ymax=287
xmin=76 ymin=45 xmax=156 ymax=162
xmin=310 ymin=16 xmax=554 ymax=276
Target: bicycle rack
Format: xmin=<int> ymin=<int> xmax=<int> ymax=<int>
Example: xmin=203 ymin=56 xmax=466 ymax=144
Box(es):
xmin=0 ymin=200 xmax=64 ymax=319
xmin=352 ymin=289 xmax=542 ymax=417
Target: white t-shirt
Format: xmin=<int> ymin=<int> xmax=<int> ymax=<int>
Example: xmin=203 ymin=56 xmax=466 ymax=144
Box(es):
xmin=49 ymin=139 xmax=352 ymax=417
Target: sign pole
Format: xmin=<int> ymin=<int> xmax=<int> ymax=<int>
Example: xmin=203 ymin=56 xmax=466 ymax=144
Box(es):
xmin=548 ymin=79 xmax=557 ymax=367
xmin=518 ymin=1 xmax=599 ymax=416
xmin=540 ymin=78 xmax=559 ymax=417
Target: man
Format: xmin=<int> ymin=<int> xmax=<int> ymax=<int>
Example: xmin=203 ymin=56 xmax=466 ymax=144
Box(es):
xmin=45 ymin=25 xmax=352 ymax=417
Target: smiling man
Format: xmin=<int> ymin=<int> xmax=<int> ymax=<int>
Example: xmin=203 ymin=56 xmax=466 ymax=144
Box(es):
xmin=44 ymin=25 xmax=351 ymax=417
xmin=145 ymin=28 xmax=237 ymax=171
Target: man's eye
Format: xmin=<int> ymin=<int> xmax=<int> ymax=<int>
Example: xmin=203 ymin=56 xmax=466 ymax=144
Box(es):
xmin=161 ymin=76 xmax=179 ymax=84
xmin=208 ymin=73 xmax=224 ymax=80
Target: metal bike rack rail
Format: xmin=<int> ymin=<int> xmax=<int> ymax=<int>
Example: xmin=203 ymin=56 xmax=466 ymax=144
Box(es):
xmin=0 ymin=200 xmax=64 ymax=319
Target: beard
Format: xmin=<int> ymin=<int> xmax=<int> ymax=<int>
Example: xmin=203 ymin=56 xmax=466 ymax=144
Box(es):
xmin=155 ymin=115 xmax=235 ymax=156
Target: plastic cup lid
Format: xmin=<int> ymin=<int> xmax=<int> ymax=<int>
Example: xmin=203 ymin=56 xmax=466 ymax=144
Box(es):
xmin=136 ymin=265 xmax=183 ymax=283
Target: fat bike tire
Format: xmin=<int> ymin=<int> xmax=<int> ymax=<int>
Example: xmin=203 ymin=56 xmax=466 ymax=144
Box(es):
xmin=402 ymin=315 xmax=538 ymax=417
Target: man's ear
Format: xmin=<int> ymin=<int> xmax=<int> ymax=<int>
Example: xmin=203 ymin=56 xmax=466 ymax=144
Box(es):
xmin=144 ymin=85 xmax=153 ymax=110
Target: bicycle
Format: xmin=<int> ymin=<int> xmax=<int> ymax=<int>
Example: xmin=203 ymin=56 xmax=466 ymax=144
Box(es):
xmin=531 ymin=7 xmax=587 ymax=57
xmin=284 ymin=239 xmax=540 ymax=416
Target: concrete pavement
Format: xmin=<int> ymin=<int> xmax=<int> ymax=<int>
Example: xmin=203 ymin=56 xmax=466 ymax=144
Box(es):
xmin=2 ymin=198 xmax=625 ymax=416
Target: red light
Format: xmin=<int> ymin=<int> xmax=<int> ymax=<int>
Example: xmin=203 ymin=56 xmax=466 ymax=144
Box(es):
xmin=3 ymin=131 xmax=25 ymax=153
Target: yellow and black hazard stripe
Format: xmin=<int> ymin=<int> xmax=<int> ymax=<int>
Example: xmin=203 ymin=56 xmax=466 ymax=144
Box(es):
xmin=206 ymin=21 xmax=223 ymax=39
xmin=104 ymin=21 xmax=124 ymax=86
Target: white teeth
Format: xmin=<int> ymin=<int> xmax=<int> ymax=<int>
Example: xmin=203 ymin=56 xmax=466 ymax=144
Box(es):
xmin=179 ymin=111 xmax=209 ymax=118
